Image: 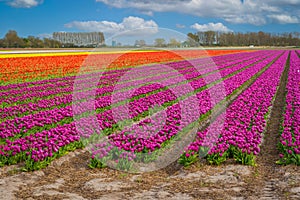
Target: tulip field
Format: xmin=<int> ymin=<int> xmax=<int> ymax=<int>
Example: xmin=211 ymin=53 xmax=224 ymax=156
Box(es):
xmin=0 ymin=49 xmax=299 ymax=171
xmin=278 ymin=51 xmax=300 ymax=165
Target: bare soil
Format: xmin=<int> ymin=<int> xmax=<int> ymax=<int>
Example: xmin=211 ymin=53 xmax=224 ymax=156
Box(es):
xmin=0 ymin=148 xmax=299 ymax=200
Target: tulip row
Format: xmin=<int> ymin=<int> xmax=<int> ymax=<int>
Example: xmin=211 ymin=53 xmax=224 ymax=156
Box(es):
xmin=278 ymin=51 xmax=300 ymax=165
xmin=179 ymin=51 xmax=289 ymax=166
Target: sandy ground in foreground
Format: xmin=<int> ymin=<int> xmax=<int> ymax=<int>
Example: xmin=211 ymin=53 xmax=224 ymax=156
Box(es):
xmin=0 ymin=149 xmax=299 ymax=200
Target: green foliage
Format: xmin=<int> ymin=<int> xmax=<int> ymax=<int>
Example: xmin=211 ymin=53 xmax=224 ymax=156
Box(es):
xmin=206 ymin=151 xmax=229 ymax=165
xmin=276 ymin=153 xmax=300 ymax=166
xmin=198 ymin=146 xmax=210 ymax=158
xmin=277 ymin=143 xmax=300 ymax=166
xmin=178 ymin=152 xmax=198 ymax=167
xmin=22 ymin=141 xmax=83 ymax=171
xmin=115 ymin=158 xmax=134 ymax=171
xmin=89 ymin=158 xmax=106 ymax=169
xmin=232 ymin=149 xmax=256 ymax=166
xmin=0 ymin=151 xmax=28 ymax=166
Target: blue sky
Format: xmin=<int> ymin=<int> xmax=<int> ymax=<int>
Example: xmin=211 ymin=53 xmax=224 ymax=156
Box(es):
xmin=1 ymin=0 xmax=300 ymax=42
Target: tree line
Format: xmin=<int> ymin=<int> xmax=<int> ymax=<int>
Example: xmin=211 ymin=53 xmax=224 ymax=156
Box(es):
xmin=134 ymin=38 xmax=182 ymax=48
xmin=1 ymin=30 xmax=300 ymax=48
xmin=187 ymin=31 xmax=300 ymax=47
xmin=0 ymin=30 xmax=63 ymax=48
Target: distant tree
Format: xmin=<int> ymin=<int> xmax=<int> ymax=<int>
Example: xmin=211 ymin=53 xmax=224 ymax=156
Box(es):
xmin=197 ymin=31 xmax=300 ymax=47
xmin=204 ymin=31 xmax=216 ymax=46
xmin=0 ymin=39 xmax=4 ymax=47
xmin=187 ymin=33 xmax=199 ymax=47
xmin=187 ymin=33 xmax=199 ymax=43
xmin=22 ymin=38 xmax=32 ymax=47
xmin=4 ymin=30 xmax=23 ymax=47
xmin=168 ymin=38 xmax=181 ymax=47
xmin=27 ymin=36 xmax=43 ymax=48
xmin=154 ymin=38 xmax=166 ymax=47
xmin=198 ymin=32 xmax=205 ymax=45
xmin=43 ymin=38 xmax=52 ymax=48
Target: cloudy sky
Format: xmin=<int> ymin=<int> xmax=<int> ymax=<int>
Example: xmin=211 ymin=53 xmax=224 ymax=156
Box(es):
xmin=1 ymin=0 xmax=300 ymax=41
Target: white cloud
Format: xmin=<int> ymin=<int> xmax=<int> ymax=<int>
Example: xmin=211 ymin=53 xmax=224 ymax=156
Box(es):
xmin=191 ymin=22 xmax=232 ymax=32
xmin=176 ymin=24 xmax=186 ymax=29
xmin=6 ymin=0 xmax=42 ymax=8
xmin=224 ymin=15 xmax=267 ymax=26
xmin=96 ymin=0 xmax=300 ymax=25
xmin=65 ymin=16 xmax=158 ymax=36
xmin=37 ymin=33 xmax=52 ymax=39
xmin=268 ymin=14 xmax=299 ymax=24
xmin=263 ymin=0 xmax=300 ymax=6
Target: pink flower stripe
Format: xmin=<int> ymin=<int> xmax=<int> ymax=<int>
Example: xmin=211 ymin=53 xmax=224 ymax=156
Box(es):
xmin=278 ymin=51 xmax=300 ymax=165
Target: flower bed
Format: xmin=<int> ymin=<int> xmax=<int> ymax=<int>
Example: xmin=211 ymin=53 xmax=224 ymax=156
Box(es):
xmin=278 ymin=51 xmax=300 ymax=165
xmin=179 ymin=51 xmax=289 ymax=166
